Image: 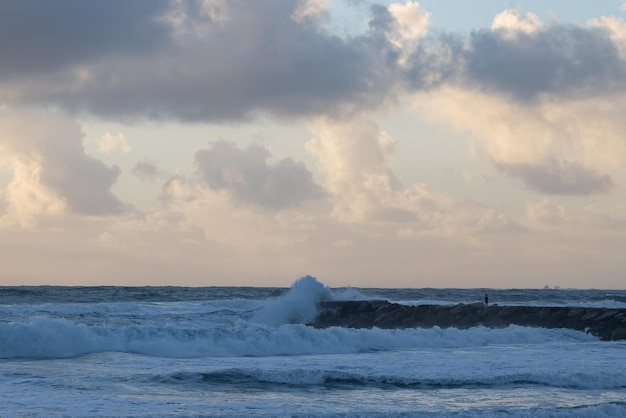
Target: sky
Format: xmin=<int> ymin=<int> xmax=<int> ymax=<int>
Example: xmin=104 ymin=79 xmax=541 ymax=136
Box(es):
xmin=1 ymin=0 xmax=626 ymax=289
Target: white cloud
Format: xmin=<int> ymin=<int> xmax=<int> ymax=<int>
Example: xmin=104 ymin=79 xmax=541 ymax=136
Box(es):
xmin=306 ymin=116 xmax=451 ymax=222
xmin=0 ymin=156 xmax=66 ymax=227
xmin=97 ymin=132 xmax=132 ymax=154
xmin=413 ymin=86 xmax=625 ymax=195
xmin=387 ymin=1 xmax=430 ymax=47
xmin=588 ymin=16 xmax=626 ymax=59
xmin=491 ymin=9 xmax=543 ymax=39
xmin=0 ymin=109 xmax=127 ymax=222
xmin=291 ymin=0 xmax=328 ymax=24
xmin=0 ymin=146 xmax=622 ymax=288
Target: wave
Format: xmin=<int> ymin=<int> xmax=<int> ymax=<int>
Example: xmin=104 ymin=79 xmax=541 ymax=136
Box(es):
xmin=0 ymin=313 xmax=598 ymax=360
xmin=149 ymin=368 xmax=626 ymax=390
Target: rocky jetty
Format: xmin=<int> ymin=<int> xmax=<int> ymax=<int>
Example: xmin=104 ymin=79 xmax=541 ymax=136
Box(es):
xmin=310 ymin=300 xmax=626 ymax=341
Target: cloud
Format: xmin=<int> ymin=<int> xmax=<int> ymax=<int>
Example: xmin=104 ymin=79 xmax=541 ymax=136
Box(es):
xmin=589 ymin=16 xmax=626 ymax=59
xmin=387 ymin=0 xmax=430 ymax=56
xmin=0 ymin=0 xmax=171 ymax=78
xmin=97 ymin=132 xmax=131 ymax=154
xmin=1 ymin=3 xmax=626 ymax=126
xmin=0 ymin=109 xmax=127 ymax=221
xmin=132 ymin=160 xmax=162 ymax=182
xmin=306 ymin=117 xmax=451 ymax=222
xmin=195 ymin=141 xmax=325 ymax=209
xmin=463 ymin=11 xmax=626 ymax=102
xmin=148 ymin=166 xmax=522 ymax=287
xmin=400 ymin=12 xmax=626 ymax=106
xmin=525 ymin=198 xmax=568 ymax=226
xmin=0 ymin=156 xmax=66 ymax=227
xmin=1 ymin=4 xmax=626 ymax=288
xmin=1 ymin=0 xmax=405 ymax=122
xmin=413 ymin=84 xmax=626 ymax=196
xmin=3 ymin=4 xmax=624 ymax=203
xmin=584 ymin=202 xmax=626 ymax=228
xmin=291 ymin=0 xmax=329 ymax=24
xmin=491 ymin=9 xmax=542 ymax=39
xmin=497 ymin=160 xmax=614 ymax=196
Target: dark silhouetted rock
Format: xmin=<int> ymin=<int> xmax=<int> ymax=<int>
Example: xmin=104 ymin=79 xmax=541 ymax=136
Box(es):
xmin=310 ymin=301 xmax=626 ymax=341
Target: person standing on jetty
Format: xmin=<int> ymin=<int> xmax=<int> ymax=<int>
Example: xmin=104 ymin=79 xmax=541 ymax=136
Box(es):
xmin=484 ymin=293 xmax=489 ymax=305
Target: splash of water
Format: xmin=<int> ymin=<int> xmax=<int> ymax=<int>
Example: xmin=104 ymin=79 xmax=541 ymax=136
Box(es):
xmin=252 ymin=275 xmax=333 ymax=326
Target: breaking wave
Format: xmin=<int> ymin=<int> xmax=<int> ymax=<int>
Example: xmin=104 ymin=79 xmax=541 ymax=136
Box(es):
xmin=0 ymin=316 xmax=598 ymax=360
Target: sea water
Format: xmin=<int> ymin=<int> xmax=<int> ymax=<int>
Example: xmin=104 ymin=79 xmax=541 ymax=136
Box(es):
xmin=1 ymin=277 xmax=625 ymax=417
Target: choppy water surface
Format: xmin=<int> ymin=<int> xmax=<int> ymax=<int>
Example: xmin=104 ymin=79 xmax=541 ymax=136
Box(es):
xmin=1 ymin=278 xmax=625 ymax=417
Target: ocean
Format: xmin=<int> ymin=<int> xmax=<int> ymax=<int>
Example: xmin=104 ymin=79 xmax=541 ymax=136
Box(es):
xmin=1 ymin=276 xmax=625 ymax=417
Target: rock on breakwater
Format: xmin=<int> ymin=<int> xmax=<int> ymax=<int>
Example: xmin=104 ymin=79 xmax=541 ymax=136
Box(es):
xmin=310 ymin=301 xmax=626 ymax=341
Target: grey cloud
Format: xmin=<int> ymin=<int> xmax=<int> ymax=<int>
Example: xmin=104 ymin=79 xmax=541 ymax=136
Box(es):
xmin=0 ymin=0 xmax=171 ymax=79
xmin=36 ymin=126 xmax=127 ymax=215
xmin=498 ymin=160 xmax=614 ymax=196
xmin=3 ymin=0 xmax=398 ymax=121
xmin=195 ymin=141 xmax=325 ymax=209
xmin=463 ymin=25 xmax=626 ymax=101
xmin=42 ymin=153 xmax=125 ymax=215
xmin=398 ymin=21 xmax=626 ymax=102
xmin=132 ymin=160 xmax=162 ymax=182
xmin=403 ymin=33 xmax=466 ymax=90
xmin=2 ymin=1 xmax=626 ymax=122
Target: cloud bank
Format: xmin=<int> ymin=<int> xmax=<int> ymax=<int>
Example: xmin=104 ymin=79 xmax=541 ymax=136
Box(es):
xmin=1 ymin=3 xmax=624 ymax=197
xmin=1 ymin=2 xmax=626 ymax=286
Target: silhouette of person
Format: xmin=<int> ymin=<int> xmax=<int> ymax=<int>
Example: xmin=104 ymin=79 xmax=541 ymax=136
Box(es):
xmin=484 ymin=293 xmax=489 ymax=305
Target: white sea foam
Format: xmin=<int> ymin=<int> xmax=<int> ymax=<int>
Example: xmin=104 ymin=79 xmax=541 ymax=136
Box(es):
xmin=252 ymin=275 xmax=332 ymax=326
xmin=0 ymin=313 xmax=600 ymax=361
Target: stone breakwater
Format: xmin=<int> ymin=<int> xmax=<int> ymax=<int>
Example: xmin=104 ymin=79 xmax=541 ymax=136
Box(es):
xmin=310 ymin=301 xmax=626 ymax=341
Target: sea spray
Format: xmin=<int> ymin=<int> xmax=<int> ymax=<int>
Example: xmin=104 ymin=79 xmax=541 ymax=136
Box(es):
xmin=332 ymin=286 xmax=369 ymax=301
xmin=252 ymin=275 xmax=332 ymax=326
